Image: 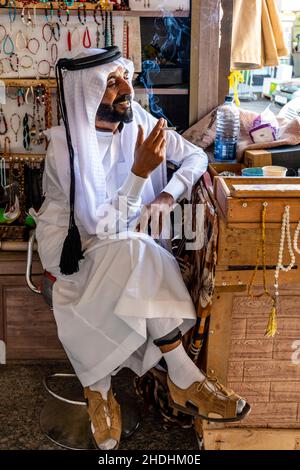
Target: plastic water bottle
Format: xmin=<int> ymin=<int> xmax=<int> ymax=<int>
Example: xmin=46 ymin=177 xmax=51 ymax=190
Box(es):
xmin=214 ymin=96 xmax=240 ymax=162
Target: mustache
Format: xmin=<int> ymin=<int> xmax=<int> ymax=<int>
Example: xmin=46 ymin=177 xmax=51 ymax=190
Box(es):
xmin=113 ymin=94 xmax=132 ymax=105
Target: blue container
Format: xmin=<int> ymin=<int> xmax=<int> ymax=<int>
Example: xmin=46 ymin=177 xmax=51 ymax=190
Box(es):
xmin=242 ymin=167 xmax=264 ymax=177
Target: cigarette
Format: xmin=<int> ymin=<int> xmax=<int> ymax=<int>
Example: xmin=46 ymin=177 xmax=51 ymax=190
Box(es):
xmin=161 ymin=127 xmax=177 ymax=131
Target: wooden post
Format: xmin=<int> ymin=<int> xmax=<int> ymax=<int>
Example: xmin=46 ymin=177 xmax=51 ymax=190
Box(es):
xmin=189 ymin=0 xmax=233 ymax=126
xmin=189 ymin=0 xmax=221 ymax=125
xmin=218 ymin=0 xmax=233 ymax=103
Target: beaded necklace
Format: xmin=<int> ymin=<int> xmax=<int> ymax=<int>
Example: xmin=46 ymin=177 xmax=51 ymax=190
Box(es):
xmin=0 ymin=105 xmax=8 ymax=135
xmin=293 ymin=219 xmax=300 ymax=255
xmin=10 ymin=112 xmax=21 ymax=142
xmin=58 ymin=4 xmax=70 ymax=27
xmin=8 ymin=0 xmax=16 ymax=31
xmin=249 ymin=204 xmax=296 ymax=338
xmin=23 ymin=113 xmax=31 ymax=151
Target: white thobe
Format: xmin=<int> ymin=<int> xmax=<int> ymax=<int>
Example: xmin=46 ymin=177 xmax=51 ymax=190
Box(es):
xmin=36 ymin=108 xmax=208 ymax=387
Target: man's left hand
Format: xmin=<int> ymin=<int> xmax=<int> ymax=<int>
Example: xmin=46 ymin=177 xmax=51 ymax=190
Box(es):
xmin=136 ymin=192 xmax=175 ymax=238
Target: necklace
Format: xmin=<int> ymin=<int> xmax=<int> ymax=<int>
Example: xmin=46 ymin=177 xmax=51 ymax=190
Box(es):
xmin=104 ymin=11 xmax=109 ymax=47
xmin=123 ymin=19 xmax=129 ymax=59
xmin=268 ymin=205 xmax=296 ymax=338
xmin=44 ymin=84 xmax=52 ymax=131
xmin=8 ymin=0 xmax=17 ymax=32
xmin=247 ymin=203 xmax=281 ymax=338
xmin=293 ymin=219 xmax=300 ymax=255
xmin=110 ymin=11 xmax=114 ymax=46
xmin=21 ymin=7 xmax=32 ymax=28
xmin=58 ymin=4 xmax=70 ymax=27
xmin=10 ymin=112 xmax=21 ymax=142
xmin=0 ymin=105 xmax=8 ymax=135
xmin=23 ymin=113 xmax=31 ymax=151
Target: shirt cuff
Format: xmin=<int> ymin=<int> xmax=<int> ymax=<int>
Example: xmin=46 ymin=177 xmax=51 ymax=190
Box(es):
xmin=162 ymin=174 xmax=188 ymax=201
xmin=119 ymin=171 xmax=147 ymax=199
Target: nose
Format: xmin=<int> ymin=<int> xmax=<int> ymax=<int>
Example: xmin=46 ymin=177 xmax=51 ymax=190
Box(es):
xmin=119 ymin=77 xmax=133 ymax=96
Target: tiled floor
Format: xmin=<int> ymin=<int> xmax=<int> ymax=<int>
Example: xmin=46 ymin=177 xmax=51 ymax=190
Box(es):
xmin=0 ymin=362 xmax=198 ymax=450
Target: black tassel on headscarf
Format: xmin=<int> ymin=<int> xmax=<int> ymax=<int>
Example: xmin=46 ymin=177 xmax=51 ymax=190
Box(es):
xmin=55 ymin=47 xmax=121 ymax=275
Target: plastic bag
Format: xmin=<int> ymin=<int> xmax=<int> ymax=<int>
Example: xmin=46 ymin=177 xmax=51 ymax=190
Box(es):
xmin=249 ymin=105 xmax=279 ymax=143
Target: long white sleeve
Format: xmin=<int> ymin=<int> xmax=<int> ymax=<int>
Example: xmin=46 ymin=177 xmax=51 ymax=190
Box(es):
xmin=163 ymin=130 xmax=208 ymax=201
xmin=43 ymin=143 xmax=146 ymax=237
xmin=136 ymin=105 xmax=208 ymax=201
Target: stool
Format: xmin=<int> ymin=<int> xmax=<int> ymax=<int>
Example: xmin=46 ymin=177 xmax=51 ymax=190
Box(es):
xmin=26 ymin=230 xmax=140 ymax=449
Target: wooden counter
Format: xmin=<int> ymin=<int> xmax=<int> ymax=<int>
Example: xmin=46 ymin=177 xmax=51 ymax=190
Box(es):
xmin=201 ymin=176 xmax=300 ymax=450
xmin=0 ymin=250 xmax=65 ymax=362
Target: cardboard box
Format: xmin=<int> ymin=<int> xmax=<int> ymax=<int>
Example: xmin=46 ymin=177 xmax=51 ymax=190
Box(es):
xmin=244 ymin=146 xmax=300 ymax=174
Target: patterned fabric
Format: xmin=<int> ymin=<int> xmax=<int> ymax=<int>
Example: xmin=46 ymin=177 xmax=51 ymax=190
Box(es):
xmin=134 ymin=172 xmax=219 ymax=426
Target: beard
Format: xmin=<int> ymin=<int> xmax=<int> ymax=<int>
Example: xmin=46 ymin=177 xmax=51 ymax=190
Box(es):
xmin=96 ymin=94 xmax=133 ymax=124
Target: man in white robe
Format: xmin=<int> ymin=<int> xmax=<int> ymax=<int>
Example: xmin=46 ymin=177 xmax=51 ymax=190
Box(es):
xmin=36 ymin=49 xmax=249 ymax=450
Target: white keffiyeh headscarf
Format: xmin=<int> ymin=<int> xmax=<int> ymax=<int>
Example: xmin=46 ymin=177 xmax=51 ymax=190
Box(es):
xmin=51 ymin=47 xmax=165 ymax=274
xmin=62 ymin=48 xmax=135 ymax=233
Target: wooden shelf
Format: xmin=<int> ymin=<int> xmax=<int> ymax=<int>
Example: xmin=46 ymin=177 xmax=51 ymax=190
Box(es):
xmin=1 ymin=78 xmax=189 ymax=95
xmin=0 ymin=152 xmax=45 ymax=160
xmin=135 ymin=87 xmax=188 ymax=95
xmin=0 ymin=3 xmax=190 ymax=17
xmin=0 ymin=78 xmax=57 ymax=88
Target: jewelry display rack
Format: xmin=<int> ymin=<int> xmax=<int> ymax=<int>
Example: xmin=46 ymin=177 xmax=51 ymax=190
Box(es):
xmin=2 ymin=2 xmax=189 ymax=16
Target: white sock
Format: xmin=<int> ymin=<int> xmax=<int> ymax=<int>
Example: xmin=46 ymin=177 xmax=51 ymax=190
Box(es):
xmin=89 ymin=375 xmax=117 ymax=450
xmin=89 ymin=374 xmax=111 ymax=400
xmin=163 ymin=343 xmax=205 ymax=389
xmin=163 ymin=343 xmax=246 ymax=415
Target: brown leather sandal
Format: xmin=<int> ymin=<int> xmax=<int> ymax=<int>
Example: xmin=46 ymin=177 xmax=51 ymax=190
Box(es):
xmin=167 ymin=374 xmax=251 ymax=423
xmin=84 ymin=386 xmax=122 ymax=449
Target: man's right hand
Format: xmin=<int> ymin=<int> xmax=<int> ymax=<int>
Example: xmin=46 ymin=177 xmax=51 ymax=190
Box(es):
xmin=131 ymin=118 xmax=167 ymax=179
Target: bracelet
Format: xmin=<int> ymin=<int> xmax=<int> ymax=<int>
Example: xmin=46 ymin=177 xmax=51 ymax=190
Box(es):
xmin=0 ymin=25 xmax=6 ymax=46
xmin=42 ymin=23 xmax=52 ymax=50
xmin=3 ymin=34 xmax=14 ymax=56
xmin=44 ymin=3 xmax=54 ymax=23
xmin=50 ymin=43 xmax=58 ymax=64
xmin=51 ymin=22 xmax=61 ymax=42
xmin=77 ymin=4 xmax=87 ymax=26
xmin=9 ymin=52 xmax=19 ymax=72
xmin=15 ymin=29 xmax=28 ymax=51
xmin=27 ymin=37 xmax=40 ymax=55
xmin=58 ymin=5 xmax=70 ymax=27
xmin=20 ymin=54 xmax=34 ymax=70
xmin=0 ymin=57 xmax=12 ymax=74
xmin=37 ymin=59 xmax=54 ymax=77
xmin=83 ymin=26 xmax=91 ymax=49
xmin=94 ymin=1 xmax=104 ymax=26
